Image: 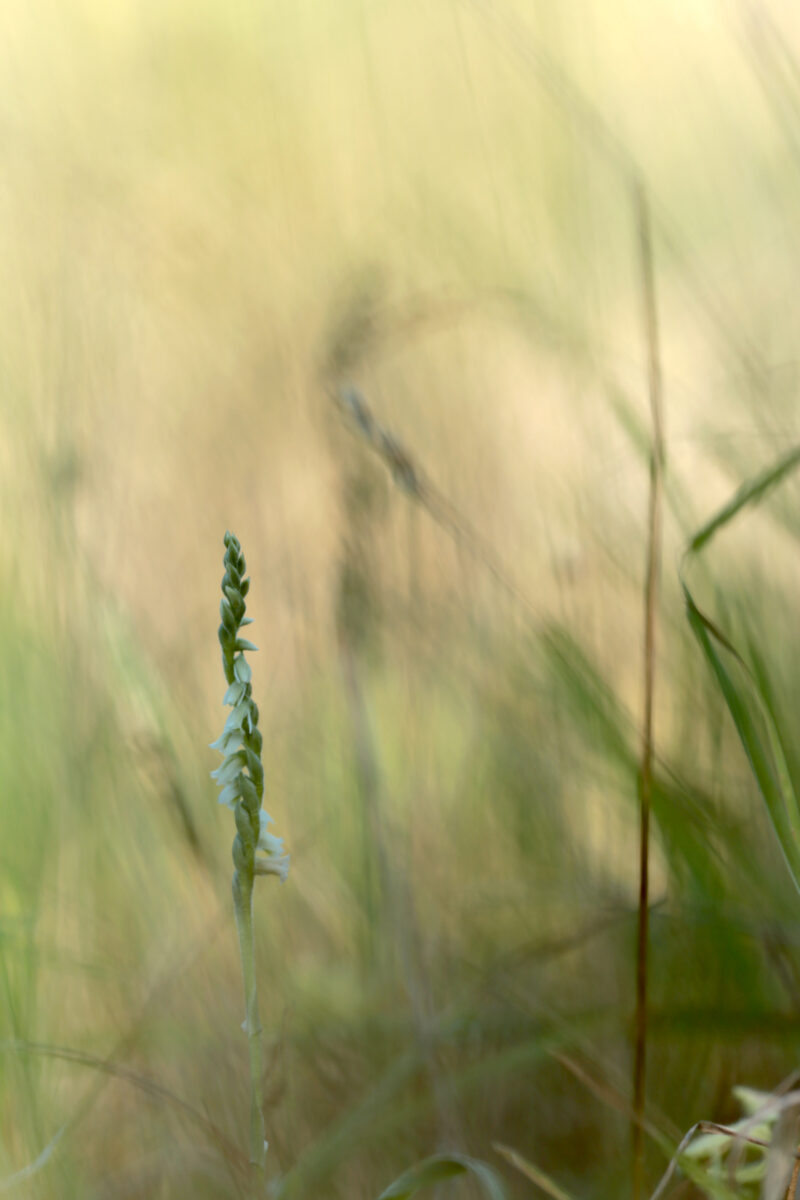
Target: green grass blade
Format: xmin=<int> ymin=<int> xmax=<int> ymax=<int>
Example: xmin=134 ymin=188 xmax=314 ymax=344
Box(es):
xmin=375 ymin=1153 xmax=506 ymax=1200
xmin=687 ymin=443 xmax=800 ymax=554
xmin=684 ymin=585 xmax=800 ymax=892
xmin=493 ymin=1144 xmax=577 ymax=1200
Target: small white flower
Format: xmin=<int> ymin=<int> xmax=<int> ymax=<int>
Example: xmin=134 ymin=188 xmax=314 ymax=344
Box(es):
xmin=258 ymin=811 xmax=281 ymax=853
xmin=254 ymin=853 xmax=290 ymax=883
xmin=255 ymin=810 xmax=289 ymax=881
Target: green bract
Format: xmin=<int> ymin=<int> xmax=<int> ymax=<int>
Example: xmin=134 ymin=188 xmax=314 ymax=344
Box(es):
xmin=211 ymin=531 xmax=289 ymax=883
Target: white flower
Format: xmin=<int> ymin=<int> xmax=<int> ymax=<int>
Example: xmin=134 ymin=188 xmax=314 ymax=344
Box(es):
xmin=254 ymin=854 xmax=290 ymax=882
xmin=254 ymin=811 xmax=290 ymax=882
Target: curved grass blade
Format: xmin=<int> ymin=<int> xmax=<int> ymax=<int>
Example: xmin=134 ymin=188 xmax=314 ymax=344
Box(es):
xmin=493 ymin=1143 xmax=576 ymax=1200
xmin=682 ymin=444 xmax=800 ymax=896
xmin=275 ymin=1031 xmax=564 ymax=1199
xmin=688 ymin=443 xmax=800 ymax=555
xmin=375 ymin=1153 xmax=506 ymax=1200
xmin=684 ymin=585 xmax=800 ymax=893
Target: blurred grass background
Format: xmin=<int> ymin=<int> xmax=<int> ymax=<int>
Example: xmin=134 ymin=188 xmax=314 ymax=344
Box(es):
xmin=3 ymin=0 xmax=800 ymax=1196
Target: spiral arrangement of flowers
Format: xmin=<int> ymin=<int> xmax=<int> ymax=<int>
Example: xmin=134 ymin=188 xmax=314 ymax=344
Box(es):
xmin=211 ymin=531 xmax=288 ymax=883
xmin=210 ymin=530 xmax=287 ymax=1172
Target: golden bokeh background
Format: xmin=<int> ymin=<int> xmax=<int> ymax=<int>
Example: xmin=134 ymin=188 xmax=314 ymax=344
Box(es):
xmin=3 ymin=1 xmax=800 ymax=1196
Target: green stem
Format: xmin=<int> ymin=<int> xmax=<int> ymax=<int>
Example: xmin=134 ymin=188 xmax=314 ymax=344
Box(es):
xmin=233 ymin=867 xmax=266 ymax=1174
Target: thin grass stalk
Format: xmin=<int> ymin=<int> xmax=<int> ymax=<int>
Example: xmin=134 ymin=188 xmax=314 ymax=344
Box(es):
xmin=335 ymin=519 xmax=465 ymax=1162
xmin=632 ymin=179 xmax=665 ymax=1200
xmin=339 ymin=638 xmax=465 ymax=1152
xmin=400 ymin=501 xmax=470 ymax=1173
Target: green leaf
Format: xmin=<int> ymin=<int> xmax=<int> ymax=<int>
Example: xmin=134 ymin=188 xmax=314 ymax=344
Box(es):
xmin=235 ymin=638 xmax=258 ymax=653
xmin=245 ymin=749 xmax=264 ymax=796
xmin=239 ymin=775 xmax=259 ymax=812
xmin=688 ymin=443 xmax=800 ymax=554
xmin=235 ymin=800 xmax=256 ymax=850
xmin=683 ymin=445 xmax=800 ymax=898
xmin=220 ymin=596 xmax=237 ymax=633
xmin=375 ymin=1154 xmax=506 ymax=1200
xmin=684 ymin=585 xmax=800 ymax=893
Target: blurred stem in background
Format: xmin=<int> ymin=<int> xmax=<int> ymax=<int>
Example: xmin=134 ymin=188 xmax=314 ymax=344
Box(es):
xmin=333 ymin=435 xmax=467 ymax=1165
xmin=632 ymin=179 xmax=665 ymax=1200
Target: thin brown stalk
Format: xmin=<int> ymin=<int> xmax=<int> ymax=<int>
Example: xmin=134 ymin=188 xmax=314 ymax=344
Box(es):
xmin=550 ymin=1050 xmax=672 ymax=1153
xmin=787 ymin=1152 xmax=800 ymax=1200
xmin=633 ymin=178 xmax=665 ymax=1200
xmin=493 ymin=1142 xmax=575 ymax=1200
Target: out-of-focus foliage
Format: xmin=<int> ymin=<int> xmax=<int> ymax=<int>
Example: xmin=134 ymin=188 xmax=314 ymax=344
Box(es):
xmin=3 ymin=1 xmax=800 ymax=1197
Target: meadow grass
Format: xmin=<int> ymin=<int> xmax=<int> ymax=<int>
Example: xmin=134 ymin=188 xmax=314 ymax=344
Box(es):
xmin=4 ymin=2 xmax=800 ymax=1197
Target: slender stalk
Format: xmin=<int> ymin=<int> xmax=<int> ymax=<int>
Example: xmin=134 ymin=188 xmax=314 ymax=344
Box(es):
xmin=632 ymin=179 xmax=664 ymax=1200
xmin=786 ymin=1149 xmax=800 ymax=1200
xmin=233 ymin=871 xmax=266 ymax=1171
xmin=210 ymin=532 xmax=290 ymax=1179
xmin=337 ymin=589 xmax=463 ymax=1155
